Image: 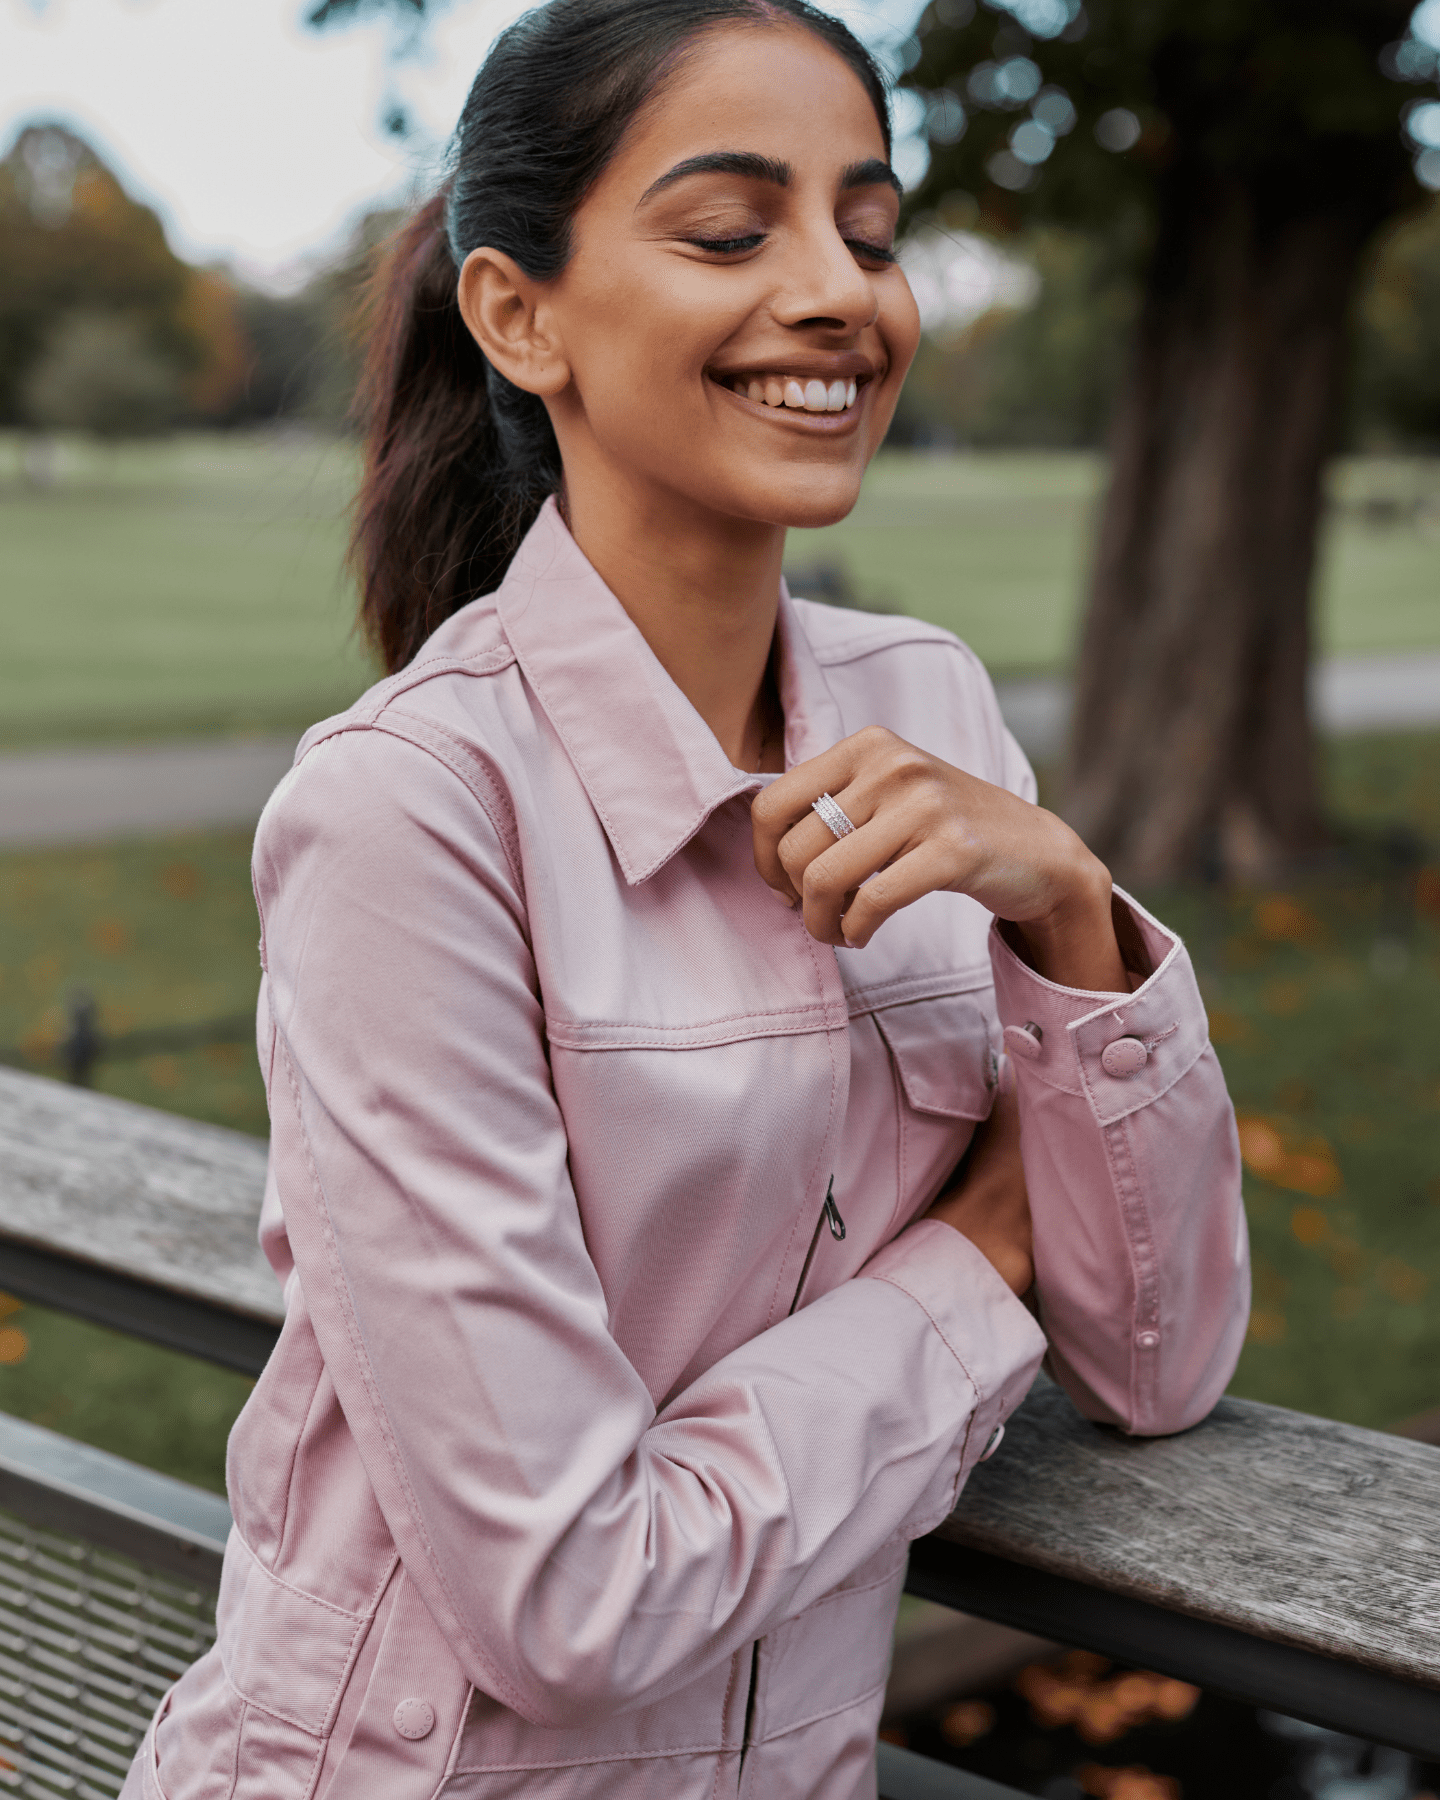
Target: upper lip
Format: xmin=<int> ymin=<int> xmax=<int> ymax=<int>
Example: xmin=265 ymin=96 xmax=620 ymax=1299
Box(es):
xmin=707 ymin=352 xmax=880 ymax=384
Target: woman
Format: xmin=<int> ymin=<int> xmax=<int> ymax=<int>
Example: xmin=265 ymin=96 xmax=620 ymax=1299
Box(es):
xmin=127 ymin=3 xmax=1248 ymax=1796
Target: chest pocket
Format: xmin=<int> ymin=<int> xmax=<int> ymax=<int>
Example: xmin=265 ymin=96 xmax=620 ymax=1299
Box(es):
xmin=872 ymin=990 xmax=999 ymax=1123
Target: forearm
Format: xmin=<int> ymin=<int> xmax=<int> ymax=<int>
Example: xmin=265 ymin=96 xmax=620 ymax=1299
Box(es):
xmin=991 ymin=891 xmax=1250 ymax=1435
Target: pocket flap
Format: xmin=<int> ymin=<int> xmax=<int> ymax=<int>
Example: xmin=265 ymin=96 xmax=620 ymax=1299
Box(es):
xmin=873 ymin=993 xmax=998 ymax=1122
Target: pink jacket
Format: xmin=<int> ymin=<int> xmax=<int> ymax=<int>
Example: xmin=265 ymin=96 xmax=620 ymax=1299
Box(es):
xmin=129 ymin=500 xmax=1248 ymax=1800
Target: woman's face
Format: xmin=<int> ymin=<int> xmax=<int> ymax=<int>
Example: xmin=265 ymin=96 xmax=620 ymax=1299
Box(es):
xmin=518 ymin=22 xmax=920 ymax=533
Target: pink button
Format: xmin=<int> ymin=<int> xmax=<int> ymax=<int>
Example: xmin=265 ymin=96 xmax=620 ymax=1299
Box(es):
xmin=393 ymin=1698 xmax=435 ymax=1740
xmin=1003 ymin=1022 xmax=1043 ymax=1062
xmin=1101 ymin=1037 xmax=1148 ymax=1078
xmin=1136 ymin=1330 xmax=1160 ymax=1349
xmin=980 ymin=1423 xmax=1005 ymax=1461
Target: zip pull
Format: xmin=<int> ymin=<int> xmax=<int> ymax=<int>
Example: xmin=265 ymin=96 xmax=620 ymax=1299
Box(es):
xmin=822 ymin=1175 xmax=846 ymax=1242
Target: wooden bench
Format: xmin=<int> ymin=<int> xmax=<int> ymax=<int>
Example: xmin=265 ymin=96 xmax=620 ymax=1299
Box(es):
xmin=3 ymin=1063 xmax=1438 ymax=1791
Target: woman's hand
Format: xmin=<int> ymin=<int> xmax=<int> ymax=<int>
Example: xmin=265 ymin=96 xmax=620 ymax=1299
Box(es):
xmin=926 ymin=1086 xmax=1033 ymax=1296
xmin=751 ymin=726 xmax=1128 ymax=992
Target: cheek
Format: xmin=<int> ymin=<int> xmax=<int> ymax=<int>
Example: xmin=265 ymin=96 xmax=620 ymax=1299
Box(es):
xmin=883 ymin=278 xmax=923 ymax=385
xmin=570 ymin=275 xmax=730 ymax=436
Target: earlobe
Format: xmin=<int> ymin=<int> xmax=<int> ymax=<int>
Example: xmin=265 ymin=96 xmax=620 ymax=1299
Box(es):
xmin=457 ymin=247 xmax=570 ymax=398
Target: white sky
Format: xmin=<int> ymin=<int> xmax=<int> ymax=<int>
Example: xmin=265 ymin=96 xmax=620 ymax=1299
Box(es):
xmin=1 ymin=0 xmax=934 ymax=289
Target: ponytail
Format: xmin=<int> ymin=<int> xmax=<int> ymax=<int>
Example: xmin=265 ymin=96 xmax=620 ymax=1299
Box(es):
xmin=351 ymin=0 xmax=890 ymax=674
xmin=350 ymin=193 xmax=557 ymax=674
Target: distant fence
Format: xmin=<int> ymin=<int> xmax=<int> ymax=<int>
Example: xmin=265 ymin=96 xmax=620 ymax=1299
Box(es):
xmin=0 ymin=989 xmax=252 ymax=1088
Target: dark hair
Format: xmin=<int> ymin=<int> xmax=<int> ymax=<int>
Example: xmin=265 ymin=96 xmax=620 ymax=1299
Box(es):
xmin=351 ymin=0 xmax=891 ymax=673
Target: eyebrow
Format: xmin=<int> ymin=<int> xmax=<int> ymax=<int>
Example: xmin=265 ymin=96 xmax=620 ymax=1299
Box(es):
xmin=638 ymin=151 xmax=901 ymax=205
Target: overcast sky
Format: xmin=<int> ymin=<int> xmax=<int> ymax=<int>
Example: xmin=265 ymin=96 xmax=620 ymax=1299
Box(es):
xmin=2 ymin=0 xmax=930 ymax=288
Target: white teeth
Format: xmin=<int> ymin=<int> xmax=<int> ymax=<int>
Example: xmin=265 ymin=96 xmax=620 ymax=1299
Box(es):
xmin=728 ymin=374 xmax=863 ymax=411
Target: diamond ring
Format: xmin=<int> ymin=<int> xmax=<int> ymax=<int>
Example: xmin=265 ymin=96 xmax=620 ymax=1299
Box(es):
xmin=812 ymin=793 xmax=857 ymax=840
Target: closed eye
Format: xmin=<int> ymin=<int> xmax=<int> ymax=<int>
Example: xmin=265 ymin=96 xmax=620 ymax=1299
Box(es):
xmin=845 ymin=237 xmax=897 ymax=265
xmin=686 ymin=233 xmax=767 ymax=254
xmin=688 ymin=233 xmax=897 ymax=264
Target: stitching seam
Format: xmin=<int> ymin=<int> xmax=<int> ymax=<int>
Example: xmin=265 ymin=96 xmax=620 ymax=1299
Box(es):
xmin=275 ymin=1034 xmax=532 ymax=1719
xmin=755 ymin=1677 xmax=890 ymax=1744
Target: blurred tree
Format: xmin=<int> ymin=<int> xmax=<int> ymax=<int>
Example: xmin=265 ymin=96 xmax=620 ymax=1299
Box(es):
xmin=21 ymin=312 xmax=185 ymax=438
xmin=903 ymin=0 xmax=1439 ymax=880
xmin=1352 ymin=194 xmax=1440 ymax=444
xmin=0 ymin=124 xmax=246 ymax=431
xmin=221 ymin=206 xmax=401 ymax=428
xmin=892 ymin=226 xmax=1136 ymax=446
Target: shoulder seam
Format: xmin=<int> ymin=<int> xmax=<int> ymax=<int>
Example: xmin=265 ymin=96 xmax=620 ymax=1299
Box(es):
xmin=288 ymin=714 xmax=528 ymax=907
xmin=349 ymin=643 xmax=517 ymax=726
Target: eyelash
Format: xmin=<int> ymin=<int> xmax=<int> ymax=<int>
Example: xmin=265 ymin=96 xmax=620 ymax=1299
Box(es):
xmin=687 ymin=233 xmax=897 ymax=265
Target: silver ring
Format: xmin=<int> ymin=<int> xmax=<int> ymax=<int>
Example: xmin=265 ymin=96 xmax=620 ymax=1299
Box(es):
xmin=812 ymin=792 xmax=856 ymax=840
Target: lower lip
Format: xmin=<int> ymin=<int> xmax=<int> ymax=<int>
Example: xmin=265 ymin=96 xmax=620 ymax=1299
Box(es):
xmin=711 ymin=379 xmax=868 ymax=433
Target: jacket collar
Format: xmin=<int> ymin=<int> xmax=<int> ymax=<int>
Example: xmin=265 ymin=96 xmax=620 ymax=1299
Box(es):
xmin=495 ymin=498 xmax=845 ymax=885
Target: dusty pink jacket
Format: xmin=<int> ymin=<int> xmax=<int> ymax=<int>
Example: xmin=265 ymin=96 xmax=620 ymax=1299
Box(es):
xmin=129 ymin=500 xmax=1248 ymax=1800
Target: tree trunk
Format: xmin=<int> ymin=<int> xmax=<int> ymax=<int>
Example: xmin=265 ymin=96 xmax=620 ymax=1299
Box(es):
xmin=1065 ymin=178 xmax=1381 ymax=885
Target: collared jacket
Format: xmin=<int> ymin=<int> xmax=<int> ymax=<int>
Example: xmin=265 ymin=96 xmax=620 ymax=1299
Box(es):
xmin=127 ymin=500 xmax=1248 ymax=1800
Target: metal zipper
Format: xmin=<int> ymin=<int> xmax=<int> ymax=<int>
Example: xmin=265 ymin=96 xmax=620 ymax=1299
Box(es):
xmin=788 ymin=1176 xmax=845 ymax=1318
xmin=748 ymin=1179 xmax=848 ymax=1779
xmin=737 ymin=1640 xmax=761 ymax=1781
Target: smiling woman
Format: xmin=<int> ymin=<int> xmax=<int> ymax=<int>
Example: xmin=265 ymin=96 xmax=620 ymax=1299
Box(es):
xmin=123 ymin=6 xmax=1249 ymax=1799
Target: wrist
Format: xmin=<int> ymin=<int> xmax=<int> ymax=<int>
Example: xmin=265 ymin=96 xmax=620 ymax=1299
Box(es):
xmin=1010 ymin=861 xmax=1127 ymax=992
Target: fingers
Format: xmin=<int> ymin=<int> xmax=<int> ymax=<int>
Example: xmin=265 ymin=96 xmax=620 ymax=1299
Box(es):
xmin=785 ymin=812 xmax=900 ymax=944
xmin=751 ymin=727 xmax=896 ymax=896
xmin=832 ymin=841 xmax=972 ymax=949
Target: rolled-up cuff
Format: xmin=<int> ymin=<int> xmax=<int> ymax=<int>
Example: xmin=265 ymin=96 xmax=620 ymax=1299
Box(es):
xmin=989 ymin=888 xmax=1211 ymax=1123
xmin=860 ymin=1219 xmax=1046 ymax=1487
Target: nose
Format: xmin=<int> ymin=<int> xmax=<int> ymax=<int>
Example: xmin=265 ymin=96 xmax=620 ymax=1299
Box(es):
xmin=770 ymin=216 xmax=880 ymax=337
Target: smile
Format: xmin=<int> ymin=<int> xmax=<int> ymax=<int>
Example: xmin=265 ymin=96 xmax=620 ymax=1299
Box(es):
xmin=716 ymin=373 xmax=861 ymax=413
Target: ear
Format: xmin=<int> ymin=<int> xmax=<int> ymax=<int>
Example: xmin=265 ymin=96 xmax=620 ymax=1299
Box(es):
xmin=457 ymin=247 xmax=570 ymax=398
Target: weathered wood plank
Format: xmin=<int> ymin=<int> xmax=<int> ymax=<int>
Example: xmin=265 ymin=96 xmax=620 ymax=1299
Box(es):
xmin=4 ymin=1066 xmax=1440 ymax=1716
xmin=937 ymin=1375 xmax=1440 ymax=1689
xmin=0 ymin=1066 xmax=278 ymax=1326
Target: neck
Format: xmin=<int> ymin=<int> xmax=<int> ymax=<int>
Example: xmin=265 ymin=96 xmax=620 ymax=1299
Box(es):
xmin=560 ymin=462 xmax=786 ymax=771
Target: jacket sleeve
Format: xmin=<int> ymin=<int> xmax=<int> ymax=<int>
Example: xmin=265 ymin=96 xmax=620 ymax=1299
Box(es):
xmin=252 ymin=723 xmax=1047 ymax=1730
xmin=988 ymin=724 xmax=1250 ymax=1435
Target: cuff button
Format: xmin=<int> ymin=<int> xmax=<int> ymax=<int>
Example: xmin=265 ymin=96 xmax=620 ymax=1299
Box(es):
xmin=1004 ymin=1022 xmax=1043 ymax=1061
xmin=980 ymin=1423 xmax=1005 ymax=1460
xmin=394 ymin=1699 xmax=435 ymax=1741
xmin=1101 ymin=1036 xmax=1148 ymax=1077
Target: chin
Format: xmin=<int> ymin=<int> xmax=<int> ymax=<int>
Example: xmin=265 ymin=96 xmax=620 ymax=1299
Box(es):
xmin=736 ymin=469 xmax=868 ymax=532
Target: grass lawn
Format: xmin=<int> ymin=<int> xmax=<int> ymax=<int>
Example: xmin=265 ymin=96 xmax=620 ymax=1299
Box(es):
xmin=1 ymin=437 xmax=1436 ymax=753
xmin=0 ymin=733 xmax=1438 ymax=1487
xmin=789 ymin=451 xmax=1440 ymax=670
xmin=0 ymin=431 xmax=374 ymax=748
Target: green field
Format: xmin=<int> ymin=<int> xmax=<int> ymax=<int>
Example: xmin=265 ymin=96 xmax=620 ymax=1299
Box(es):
xmin=1 ymin=436 xmax=1436 ymax=750
xmin=0 ymin=432 xmax=373 ymax=747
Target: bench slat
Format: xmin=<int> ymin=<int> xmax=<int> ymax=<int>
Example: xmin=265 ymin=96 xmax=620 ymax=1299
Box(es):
xmin=935 ymin=1377 xmax=1440 ymax=1689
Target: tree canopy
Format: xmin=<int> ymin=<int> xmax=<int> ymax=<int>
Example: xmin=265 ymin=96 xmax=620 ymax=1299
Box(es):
xmin=0 ymin=125 xmax=247 ymax=431
xmin=901 ymin=0 xmax=1438 ymax=235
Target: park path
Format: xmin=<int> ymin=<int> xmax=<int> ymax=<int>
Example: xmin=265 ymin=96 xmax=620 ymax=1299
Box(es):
xmin=1 ymin=650 xmax=1437 ymax=849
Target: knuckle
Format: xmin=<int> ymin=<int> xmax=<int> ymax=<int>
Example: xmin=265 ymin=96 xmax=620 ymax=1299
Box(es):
xmin=777 ymin=838 xmax=807 ymax=877
xmin=890 ymin=746 xmax=933 ymax=784
xmin=802 ymin=863 xmax=843 ymax=905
